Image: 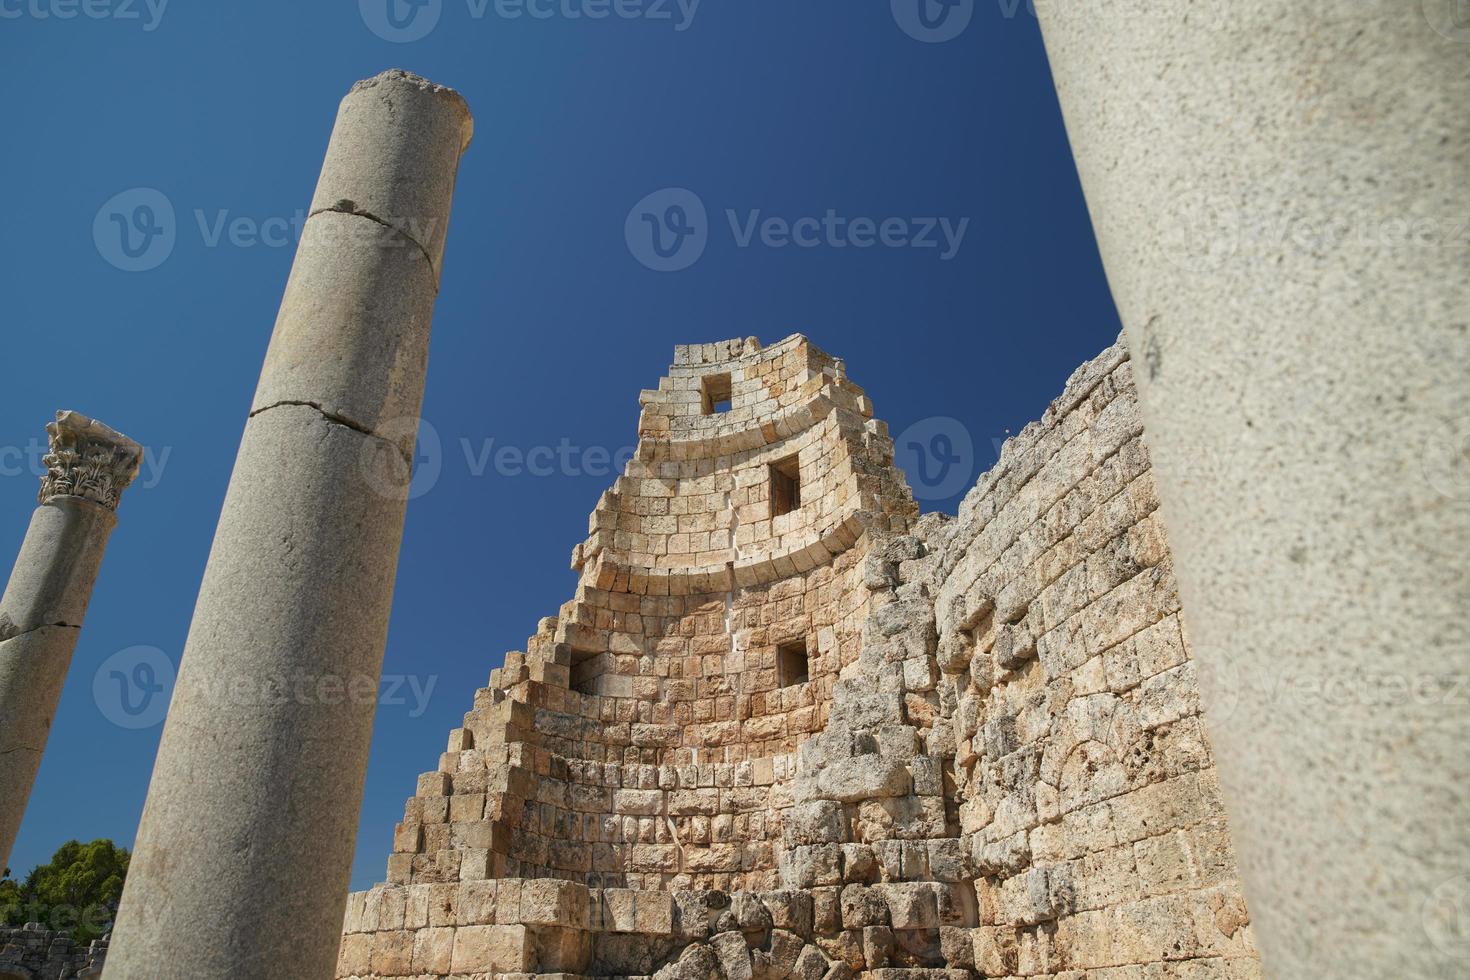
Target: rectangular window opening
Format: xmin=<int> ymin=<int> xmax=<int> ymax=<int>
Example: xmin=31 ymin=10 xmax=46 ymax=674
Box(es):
xmin=701 ymin=373 xmax=733 ymax=414
xmin=570 ymin=659 xmax=600 ymax=696
xmin=777 ymin=639 xmax=810 ymax=687
xmin=770 ymin=454 xmax=802 ymax=517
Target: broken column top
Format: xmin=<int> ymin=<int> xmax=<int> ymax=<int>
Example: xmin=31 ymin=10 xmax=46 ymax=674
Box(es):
xmin=38 ymin=410 xmax=143 ymax=511
xmin=349 ymin=69 xmax=472 ymax=125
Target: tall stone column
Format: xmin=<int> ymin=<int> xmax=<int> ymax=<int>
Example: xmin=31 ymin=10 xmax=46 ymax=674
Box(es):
xmin=1035 ymin=4 xmax=1469 ymax=977
xmin=106 ymin=70 xmax=473 ymax=980
xmin=0 ymin=412 xmax=141 ymax=872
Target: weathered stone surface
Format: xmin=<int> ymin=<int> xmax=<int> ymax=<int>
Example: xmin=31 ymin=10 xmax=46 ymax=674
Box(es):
xmin=0 ymin=413 xmax=137 ymax=872
xmin=107 ymin=71 xmax=472 ymax=980
xmin=1038 ymin=5 xmax=1467 ymax=976
xmin=334 ymin=339 xmax=1258 ymax=980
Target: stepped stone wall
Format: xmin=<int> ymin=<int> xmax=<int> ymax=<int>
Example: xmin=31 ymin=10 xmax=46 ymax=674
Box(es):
xmin=337 ymin=336 xmax=1260 ymax=980
xmin=0 ymin=923 xmax=105 ymax=978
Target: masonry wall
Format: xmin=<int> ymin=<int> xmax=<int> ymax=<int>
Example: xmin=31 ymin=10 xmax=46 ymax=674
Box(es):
xmin=337 ymin=336 xmax=1260 ymax=980
xmin=930 ymin=343 xmax=1259 ymax=978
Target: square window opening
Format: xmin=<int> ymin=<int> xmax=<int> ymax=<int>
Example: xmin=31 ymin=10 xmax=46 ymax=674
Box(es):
xmin=770 ymin=454 xmax=802 ymax=517
xmin=701 ymin=373 xmax=733 ymax=414
xmin=777 ymin=640 xmax=810 ymax=687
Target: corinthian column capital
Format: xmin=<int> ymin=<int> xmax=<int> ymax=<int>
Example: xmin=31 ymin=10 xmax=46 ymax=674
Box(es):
xmin=38 ymin=410 xmax=143 ymax=510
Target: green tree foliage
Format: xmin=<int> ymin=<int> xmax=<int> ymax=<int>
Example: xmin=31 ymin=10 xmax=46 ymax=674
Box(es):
xmin=0 ymin=839 xmax=128 ymax=943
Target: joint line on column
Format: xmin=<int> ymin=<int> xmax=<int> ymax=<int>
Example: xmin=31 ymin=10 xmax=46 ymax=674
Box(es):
xmin=248 ymin=399 xmax=414 ymax=467
xmin=306 ymin=204 xmax=440 ymax=287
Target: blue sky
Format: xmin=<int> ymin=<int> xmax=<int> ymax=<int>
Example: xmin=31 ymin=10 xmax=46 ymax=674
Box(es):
xmin=0 ymin=0 xmax=1120 ymax=889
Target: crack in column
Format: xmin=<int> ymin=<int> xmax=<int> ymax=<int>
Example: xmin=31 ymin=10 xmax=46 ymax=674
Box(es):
xmin=0 ymin=621 xmax=82 ymax=645
xmin=248 ymin=399 xmax=415 ymax=468
xmin=306 ymin=203 xmax=440 ymax=286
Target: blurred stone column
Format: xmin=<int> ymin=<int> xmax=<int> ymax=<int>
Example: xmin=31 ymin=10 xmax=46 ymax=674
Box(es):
xmin=0 ymin=411 xmax=141 ymax=872
xmin=1035 ymin=3 xmax=1469 ymax=977
xmin=106 ymin=70 xmax=473 ymax=980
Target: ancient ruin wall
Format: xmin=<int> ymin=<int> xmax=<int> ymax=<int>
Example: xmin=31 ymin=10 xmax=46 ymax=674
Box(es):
xmin=930 ymin=342 xmax=1258 ymax=978
xmin=337 ymin=337 xmax=1259 ymax=980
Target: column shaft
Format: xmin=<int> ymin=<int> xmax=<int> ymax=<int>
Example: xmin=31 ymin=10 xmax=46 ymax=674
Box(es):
xmin=1035 ymin=3 xmax=1469 ymax=976
xmin=105 ymin=71 xmax=472 ymax=980
xmin=0 ymin=412 xmax=141 ymax=871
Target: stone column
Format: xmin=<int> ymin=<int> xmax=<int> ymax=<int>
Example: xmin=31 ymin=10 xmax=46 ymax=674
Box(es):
xmin=105 ymin=70 xmax=472 ymax=980
xmin=1035 ymin=4 xmax=1469 ymax=977
xmin=0 ymin=411 xmax=141 ymax=872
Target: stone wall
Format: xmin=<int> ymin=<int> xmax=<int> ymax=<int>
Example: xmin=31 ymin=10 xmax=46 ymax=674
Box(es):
xmin=337 ymin=336 xmax=1260 ymax=979
xmin=0 ymin=924 xmax=105 ymax=978
xmin=928 ymin=343 xmax=1259 ymax=978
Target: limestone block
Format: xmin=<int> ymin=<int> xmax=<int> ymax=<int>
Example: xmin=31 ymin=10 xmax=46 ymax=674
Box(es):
xmin=839 ymin=885 xmax=889 ymax=928
xmin=450 ymin=924 xmax=530 ymax=974
xmin=816 ymin=758 xmax=910 ymax=803
xmin=1016 ymin=865 xmax=1074 ymax=927
xmin=756 ymin=891 xmax=813 ymax=934
xmin=519 ymin=879 xmax=587 ymax=927
xmin=409 ymin=926 xmax=455 ymax=974
xmin=614 ymin=788 xmax=664 ymax=815
xmin=793 ymin=944 xmax=829 ymax=980
xmin=994 ymin=623 xmax=1036 ymax=672
xmin=711 ymin=930 xmax=754 ymax=980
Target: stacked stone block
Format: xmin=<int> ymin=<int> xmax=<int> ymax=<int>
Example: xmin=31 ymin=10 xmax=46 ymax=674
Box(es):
xmin=0 ymin=923 xmax=106 ymax=978
xmin=339 ymin=336 xmax=1260 ymax=979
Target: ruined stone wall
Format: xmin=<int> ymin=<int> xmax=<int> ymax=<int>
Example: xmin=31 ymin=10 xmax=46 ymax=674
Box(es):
xmin=930 ymin=343 xmax=1258 ymax=978
xmin=0 ymin=924 xmax=105 ymax=978
xmin=337 ymin=336 xmax=1260 ymax=980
